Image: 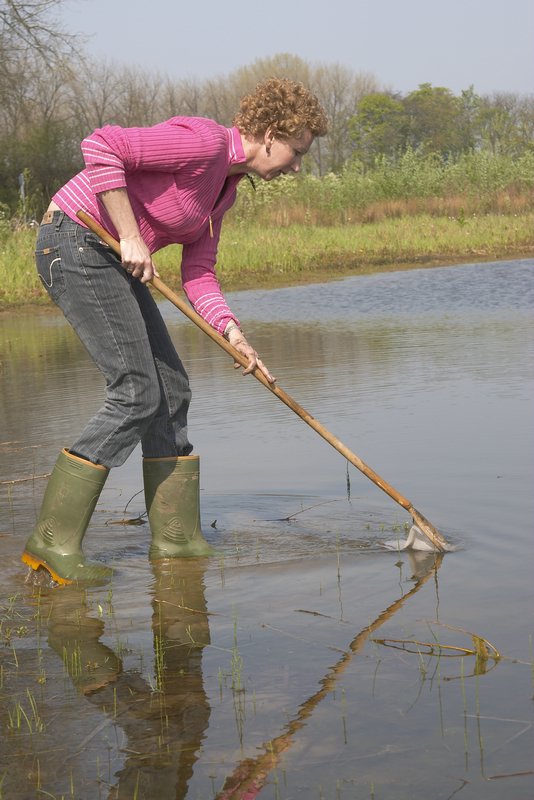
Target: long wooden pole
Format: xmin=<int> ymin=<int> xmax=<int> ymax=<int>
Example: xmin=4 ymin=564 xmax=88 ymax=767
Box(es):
xmin=76 ymin=210 xmax=451 ymax=551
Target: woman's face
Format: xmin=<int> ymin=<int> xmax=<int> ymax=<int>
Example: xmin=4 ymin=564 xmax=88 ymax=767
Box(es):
xmin=250 ymin=128 xmax=314 ymax=181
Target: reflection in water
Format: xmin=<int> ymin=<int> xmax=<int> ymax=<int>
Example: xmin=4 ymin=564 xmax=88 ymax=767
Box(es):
xmin=217 ymin=553 xmax=444 ymax=799
xmin=46 ymin=560 xmax=211 ymax=800
xmin=47 ymin=587 xmax=122 ymax=695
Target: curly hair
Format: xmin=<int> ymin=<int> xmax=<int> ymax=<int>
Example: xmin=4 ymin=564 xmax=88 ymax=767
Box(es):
xmin=233 ymin=77 xmax=328 ymax=140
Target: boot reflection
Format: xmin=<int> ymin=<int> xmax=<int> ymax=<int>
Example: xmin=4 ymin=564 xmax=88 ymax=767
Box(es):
xmin=47 ymin=586 xmax=121 ymax=695
xmin=45 ymin=560 xmax=212 ymax=799
xmin=106 ymin=558 xmax=212 ymax=800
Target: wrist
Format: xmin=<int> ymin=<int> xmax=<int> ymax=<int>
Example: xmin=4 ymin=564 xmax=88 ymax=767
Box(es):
xmin=223 ymin=320 xmax=242 ymax=341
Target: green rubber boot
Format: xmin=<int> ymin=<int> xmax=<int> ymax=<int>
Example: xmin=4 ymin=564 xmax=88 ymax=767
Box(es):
xmin=143 ymin=455 xmax=214 ymax=559
xmin=22 ymin=449 xmax=112 ymax=585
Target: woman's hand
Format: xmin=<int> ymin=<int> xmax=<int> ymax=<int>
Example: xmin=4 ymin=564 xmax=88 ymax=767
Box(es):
xmin=225 ymin=325 xmax=276 ymax=384
xmin=99 ymin=188 xmax=159 ymax=284
xmin=119 ymin=235 xmax=159 ymax=283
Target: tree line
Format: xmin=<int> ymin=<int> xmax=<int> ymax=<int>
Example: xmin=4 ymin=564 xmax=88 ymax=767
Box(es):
xmin=1 ymin=1 xmax=533 ymax=219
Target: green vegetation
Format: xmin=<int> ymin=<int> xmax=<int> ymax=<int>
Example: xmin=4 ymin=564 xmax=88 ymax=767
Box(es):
xmin=1 ymin=4 xmax=532 ymax=308
xmin=3 ymin=207 xmax=532 ymax=308
xmin=1 ymin=5 xmax=533 ymax=216
xmin=2 ymin=149 xmax=533 ymax=308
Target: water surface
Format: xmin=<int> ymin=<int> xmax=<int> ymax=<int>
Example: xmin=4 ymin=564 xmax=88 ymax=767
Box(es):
xmin=1 ymin=259 xmax=533 ymax=799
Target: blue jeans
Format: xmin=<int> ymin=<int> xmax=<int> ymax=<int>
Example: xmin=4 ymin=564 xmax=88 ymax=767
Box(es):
xmin=36 ymin=212 xmax=193 ymax=467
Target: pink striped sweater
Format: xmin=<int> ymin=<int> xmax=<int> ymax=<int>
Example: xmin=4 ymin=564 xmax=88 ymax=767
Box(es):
xmin=53 ymin=117 xmax=246 ymax=332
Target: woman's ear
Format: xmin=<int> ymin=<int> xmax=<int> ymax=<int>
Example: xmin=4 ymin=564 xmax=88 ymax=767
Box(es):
xmin=264 ymin=126 xmax=275 ymax=155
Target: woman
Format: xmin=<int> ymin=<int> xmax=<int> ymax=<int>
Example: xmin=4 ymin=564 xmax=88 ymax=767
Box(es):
xmin=22 ymin=78 xmax=328 ymax=585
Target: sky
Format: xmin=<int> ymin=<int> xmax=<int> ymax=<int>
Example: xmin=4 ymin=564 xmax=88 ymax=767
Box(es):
xmin=60 ymin=0 xmax=533 ymax=96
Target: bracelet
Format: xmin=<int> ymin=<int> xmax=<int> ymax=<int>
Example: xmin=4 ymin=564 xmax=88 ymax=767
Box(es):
xmin=223 ymin=320 xmax=242 ymax=340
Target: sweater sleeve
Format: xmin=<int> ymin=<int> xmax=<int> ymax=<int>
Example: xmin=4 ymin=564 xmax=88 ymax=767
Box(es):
xmin=81 ymin=119 xmax=221 ymax=195
xmin=181 ymin=216 xmax=240 ymax=334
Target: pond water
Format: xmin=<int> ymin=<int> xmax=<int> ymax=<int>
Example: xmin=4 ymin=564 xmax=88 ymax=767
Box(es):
xmin=1 ymin=258 xmax=533 ymax=800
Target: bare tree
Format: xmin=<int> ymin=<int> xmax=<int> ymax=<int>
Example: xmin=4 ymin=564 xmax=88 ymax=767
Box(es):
xmin=514 ymin=94 xmax=534 ymax=153
xmin=0 ymin=1 xmax=77 ymax=133
xmin=198 ymin=55 xmax=380 ymax=175
xmin=229 ymin=52 xmax=312 ymax=93
xmin=477 ymin=92 xmax=534 ymax=156
xmin=0 ymin=2 xmax=84 ymax=211
xmin=67 ymin=58 xmax=126 ymax=135
xmin=158 ymin=76 xmax=204 ymax=118
xmin=0 ymin=1 xmax=76 ymax=70
xmin=311 ymin=64 xmax=381 ymax=172
xmin=200 ymin=74 xmax=240 ymax=124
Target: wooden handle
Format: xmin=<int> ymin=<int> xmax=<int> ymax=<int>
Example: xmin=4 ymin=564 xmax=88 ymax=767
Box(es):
xmin=77 ymin=210 xmax=258 ymax=371
xmin=76 ymin=209 xmax=449 ymax=550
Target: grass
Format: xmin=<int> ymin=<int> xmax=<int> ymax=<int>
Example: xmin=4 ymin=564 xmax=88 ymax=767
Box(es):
xmin=2 ymin=148 xmax=533 ymax=306
xmin=2 ymin=209 xmax=533 ymax=308
xmin=6 ymin=688 xmax=45 ymax=734
xmin=214 ymin=211 xmax=534 ymax=287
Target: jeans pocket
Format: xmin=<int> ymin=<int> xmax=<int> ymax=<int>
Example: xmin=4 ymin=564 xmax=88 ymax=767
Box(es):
xmin=77 ymin=231 xmax=121 ymax=269
xmin=36 ymin=244 xmax=65 ymax=301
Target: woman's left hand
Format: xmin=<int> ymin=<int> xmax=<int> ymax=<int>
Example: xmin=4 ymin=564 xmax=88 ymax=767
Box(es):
xmin=226 ymin=328 xmax=276 ymax=384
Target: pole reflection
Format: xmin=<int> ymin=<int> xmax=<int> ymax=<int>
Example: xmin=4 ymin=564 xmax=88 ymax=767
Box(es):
xmin=216 ymin=553 xmax=444 ymax=799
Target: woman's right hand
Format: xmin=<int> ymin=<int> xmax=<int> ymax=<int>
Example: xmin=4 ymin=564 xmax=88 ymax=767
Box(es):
xmin=99 ymin=188 xmax=159 ymax=284
xmin=119 ymin=235 xmax=159 ymax=283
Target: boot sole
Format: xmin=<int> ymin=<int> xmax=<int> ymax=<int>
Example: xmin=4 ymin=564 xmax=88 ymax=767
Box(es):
xmin=21 ymin=551 xmax=72 ymax=585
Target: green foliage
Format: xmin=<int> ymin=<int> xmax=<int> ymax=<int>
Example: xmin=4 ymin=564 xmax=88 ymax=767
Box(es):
xmin=350 ymin=93 xmax=406 ymax=166
xmin=216 ymin=212 xmax=534 ymax=285
xmin=349 ymin=84 xmax=534 ymax=168
xmin=1 ymin=24 xmax=533 ymax=218
xmin=443 ymin=150 xmax=534 ymax=195
xmin=0 ymin=119 xmax=82 ymax=218
xmin=403 ymin=83 xmax=465 ymax=156
xmin=230 ymin=149 xmax=534 ymax=225
xmin=2 ymin=205 xmax=533 ymax=308
xmin=0 ymin=226 xmax=44 ymax=307
xmin=0 ymin=203 xmax=12 ymax=243
xmin=354 ymin=149 xmax=447 ymax=201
